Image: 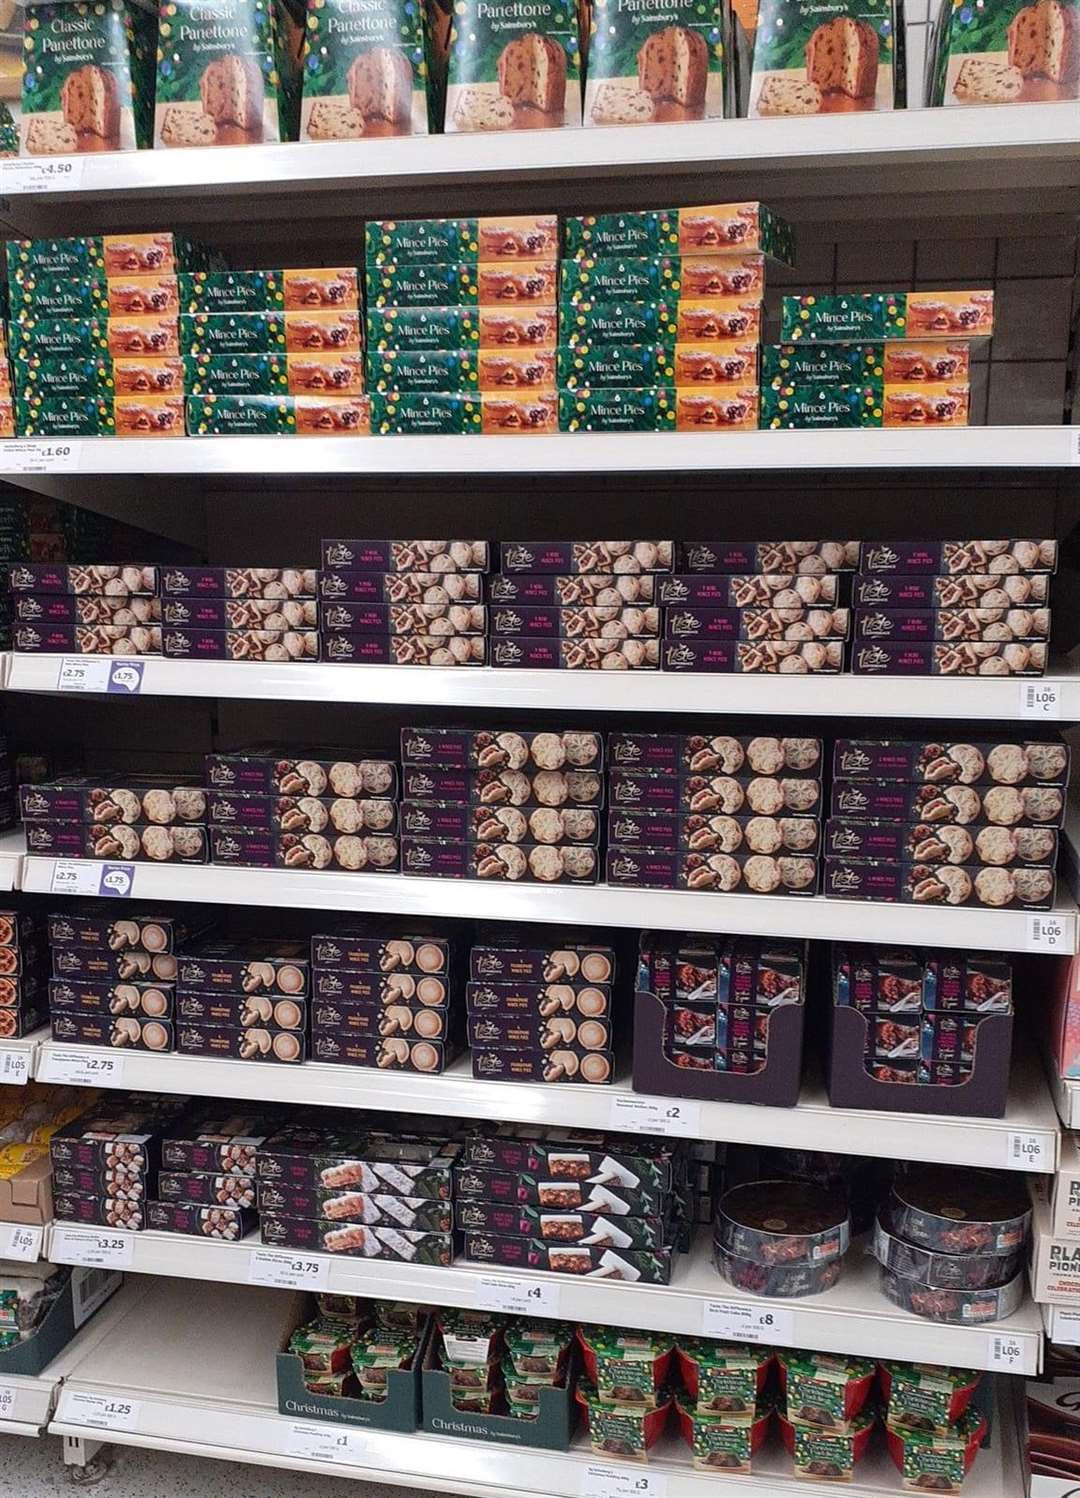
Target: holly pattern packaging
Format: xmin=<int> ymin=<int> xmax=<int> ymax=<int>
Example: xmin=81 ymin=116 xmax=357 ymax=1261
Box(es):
xmin=746 ymin=0 xmax=901 ymax=117
xmin=583 ymin=0 xmax=727 ymax=127
xmin=20 ymin=0 xmax=157 ymax=156
xmin=154 ymin=0 xmax=302 ymax=148
xmin=444 ymin=0 xmax=581 ymax=132
xmin=930 ymin=0 xmax=1079 ymax=105
xmin=299 ymin=0 xmax=438 ymax=142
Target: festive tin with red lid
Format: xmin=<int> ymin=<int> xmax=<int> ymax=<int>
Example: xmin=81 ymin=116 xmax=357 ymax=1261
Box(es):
xmin=878 ymin=1362 xmax=982 ymax=1433
xmin=674 ymin=1394 xmax=772 ymax=1472
xmin=715 ymin=1179 xmax=851 ymax=1264
xmin=776 ymin=1350 xmax=875 ymax=1429
xmin=886 ymin=1166 xmax=1031 ymax=1255
xmin=886 ymin=1407 xmax=986 ymax=1490
xmin=777 ymin=1404 xmax=876 ymax=1480
xmin=675 ymin=1338 xmax=771 ymax=1408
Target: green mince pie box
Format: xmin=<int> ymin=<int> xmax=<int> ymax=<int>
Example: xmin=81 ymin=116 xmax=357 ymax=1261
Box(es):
xmin=370 ymin=390 xmax=482 ymax=434
xmin=20 ymin=0 xmax=157 ymax=156
xmin=747 ymin=0 xmax=900 ymax=118
xmin=16 ymin=356 xmax=116 ymax=398
xmin=583 ymin=0 xmax=726 ymax=128
xmin=9 ymin=316 xmax=110 ymax=359
xmin=366 ymin=306 xmax=480 ymax=351
xmin=187 ymin=393 xmax=297 ymax=434
xmin=364 ymin=214 xmax=559 ymax=266
xmin=369 ymin=349 xmax=479 ymax=392
xmin=182 ymin=354 xmax=290 ymax=394
xmin=154 ymin=0 xmax=301 ymax=149
xmin=15 ymin=393 xmax=115 ymax=436
xmin=10 ymin=273 xmax=108 ymax=321
xmin=930 ymin=0 xmax=1080 ymax=105
xmin=558 ymin=343 xmax=676 ymax=390
xmin=563 ymin=211 xmax=680 ymax=261
xmin=559 ymin=258 xmax=681 ymax=305
xmin=368 ymin=262 xmax=481 ymax=309
xmin=180 ymin=312 xmax=288 ymax=357
xmin=760 ymin=379 xmax=883 ymax=428
xmin=559 ymin=387 xmax=677 ymax=432
xmin=178 ymin=271 xmax=286 ymax=314
xmin=299 ymin=0 xmax=436 ymax=142
xmin=762 ymin=342 xmax=884 ymax=385
xmin=562 ymin=300 xmax=676 ymax=348
xmin=444 ymin=0 xmax=581 ymax=133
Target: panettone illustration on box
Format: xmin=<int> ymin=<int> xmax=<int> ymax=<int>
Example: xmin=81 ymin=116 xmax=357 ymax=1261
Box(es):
xmin=21 ymin=0 xmax=156 ymax=155
xmin=584 ymin=0 xmax=725 ymax=126
xmin=444 ymin=0 xmax=580 ymax=131
xmin=299 ymin=0 xmax=436 ymax=142
xmin=931 ymin=0 xmax=1078 ymax=103
xmin=748 ymin=0 xmax=898 ymax=116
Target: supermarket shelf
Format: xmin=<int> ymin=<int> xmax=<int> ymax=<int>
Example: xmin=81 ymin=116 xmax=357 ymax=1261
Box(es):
xmin=50 ymin=1278 xmax=1026 ymax=1498
xmin=44 ymin=1226 xmax=1043 ymax=1373
xmin=0 ymin=428 xmax=1076 ymax=484
xmin=0 ymin=828 xmax=25 ymax=893
xmin=31 ymin=1042 xmax=1061 ymax=1174
xmin=23 ymin=854 xmax=1077 ymax=953
xmin=8 ymin=651 xmax=1080 ymax=721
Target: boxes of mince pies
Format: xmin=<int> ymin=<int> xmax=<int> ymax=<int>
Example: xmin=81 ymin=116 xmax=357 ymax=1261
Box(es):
xmin=403 ymin=840 xmax=599 ymax=884
xmin=25 ymin=822 xmax=208 ymax=864
xmin=209 ymin=828 xmax=399 ymax=873
xmin=205 ymin=749 xmax=398 ymax=799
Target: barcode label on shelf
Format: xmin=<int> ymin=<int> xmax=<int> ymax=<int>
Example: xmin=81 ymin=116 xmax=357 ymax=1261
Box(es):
xmin=0 ymin=1385 xmax=17 ymax=1422
xmin=50 ymin=1226 xmax=134 ymax=1269
xmin=701 ymin=1298 xmax=794 ymax=1346
xmin=1006 ymin=1131 xmax=1051 ymax=1171
xmin=0 ymin=439 xmax=82 ymax=474
xmin=475 ymin=1275 xmax=560 ymax=1318
xmin=1019 ymin=680 xmax=1061 ymax=719
xmin=41 ymin=1047 xmax=125 ymax=1088
xmin=60 ymin=1391 xmax=140 ymax=1432
xmin=0 ymin=1051 xmax=29 ymax=1086
xmin=608 ymin=1095 xmax=701 ymax=1138
xmin=284 ymin=1421 xmax=368 ymax=1466
xmin=1027 ymin=913 xmax=1068 ymax=952
xmin=581 ymin=1464 xmax=668 ymax=1498
xmin=987 ymin=1333 xmax=1027 ymax=1371
xmin=0 ymin=1223 xmax=42 ymax=1262
xmin=0 ymin=158 xmax=84 ymax=195
xmin=50 ymin=860 xmax=135 ymax=899
xmin=57 ymin=658 xmax=145 ymax=696
xmin=248 ymin=1249 xmax=330 ymax=1291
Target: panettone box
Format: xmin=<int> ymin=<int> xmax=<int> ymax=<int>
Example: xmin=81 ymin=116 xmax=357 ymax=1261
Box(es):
xmin=299 ymin=0 xmax=437 ymax=142
xmin=583 ymin=0 xmax=727 ymax=127
xmin=443 ymin=0 xmax=581 ymax=132
xmin=929 ymin=0 xmax=1080 ymax=105
xmin=746 ymin=0 xmax=900 ymax=117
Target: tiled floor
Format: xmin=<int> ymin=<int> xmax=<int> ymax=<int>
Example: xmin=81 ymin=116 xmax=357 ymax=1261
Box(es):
xmin=0 ymin=1432 xmax=428 ymax=1496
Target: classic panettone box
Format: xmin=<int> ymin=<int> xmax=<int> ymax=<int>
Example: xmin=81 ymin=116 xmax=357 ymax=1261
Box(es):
xmin=154 ymin=0 xmax=301 ymax=147
xmin=299 ymin=0 xmax=437 ymax=142
xmin=929 ymin=0 xmax=1080 ymax=105
xmin=746 ymin=0 xmax=901 ymax=117
xmin=444 ymin=0 xmax=581 ymax=131
xmin=583 ymin=0 xmax=726 ymax=127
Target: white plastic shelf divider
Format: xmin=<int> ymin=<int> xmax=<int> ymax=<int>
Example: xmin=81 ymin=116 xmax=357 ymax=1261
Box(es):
xmin=43 ymin=1226 xmax=1043 ymax=1374
xmin=31 ymin=1042 xmax=1061 ymax=1173
xmin=0 ymin=828 xmax=25 ymax=892
xmin=49 ymin=1278 xmax=1026 ymax=1498
xmin=22 ymin=854 xmax=1080 ymax=954
xmin=0 ymin=428 xmax=1076 ymax=480
xmin=9 ymin=650 xmax=1080 ymax=721
xmin=1042 ymin=1301 xmax=1080 ymax=1345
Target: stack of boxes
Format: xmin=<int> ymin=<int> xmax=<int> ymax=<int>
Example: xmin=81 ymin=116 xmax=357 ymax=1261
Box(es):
xmin=50 ymin=1093 xmax=187 ymax=1232
xmin=173 ymin=937 xmax=311 ymax=1065
xmin=761 ymin=291 xmax=992 ymax=430
xmin=558 ymin=202 xmax=794 ymax=433
xmin=7 ymin=233 xmax=217 ymax=437
xmin=10 ymin=560 xmax=162 ymax=657
xmin=47 ymin=906 xmax=203 ymax=1058
xmin=183 ymin=267 xmax=368 ymax=436
xmin=467 ymin=933 xmax=617 ymax=1086
xmin=147 ymin=1109 xmax=273 ymax=1240
xmin=0 ymin=909 xmax=47 ymax=1040
xmin=205 ymin=746 xmax=400 ymax=874
xmin=400 ymin=727 xmax=604 ymax=886
xmin=21 ymin=771 xmax=208 ymax=869
xmin=309 ymin=923 xmax=464 ymax=1075
xmin=0 ymin=725 xmax=15 ymax=834
xmin=159 ymin=562 xmax=319 ymax=663
xmin=319 ymin=538 xmax=489 ymax=666
xmin=851 ymin=537 xmax=1054 ymax=678
xmin=605 ymin=730 xmax=823 ymax=894
xmin=824 ymin=735 xmax=1068 ymax=910
xmin=364 ymin=215 xmax=560 ymax=437
xmin=456 ymin=1126 xmax=686 ymax=1284
xmin=487 ymin=539 xmax=670 ymax=672
xmin=659 ymin=539 xmax=857 ymax=675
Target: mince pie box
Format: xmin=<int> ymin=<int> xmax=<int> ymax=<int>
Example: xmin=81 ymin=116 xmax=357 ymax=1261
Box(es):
xmin=10 ymin=274 xmax=109 ymax=321
xmin=14 ymin=395 xmax=116 ymax=438
xmin=462 ymin=1231 xmax=675 ymax=1282
xmin=780 ymin=291 xmax=994 ymax=343
xmin=583 ymin=0 xmax=726 ymax=127
xmin=470 ymin=1046 xmax=615 ymax=1082
xmin=677 ymin=539 xmax=859 ymax=572
xmin=299 ymin=0 xmax=436 ymax=143
xmin=8 ymin=234 xmax=216 ymax=282
xmin=369 ymin=265 xmax=481 ymax=310
xmin=175 ymin=1019 xmax=307 ymax=1064
xmin=186 ymin=393 xmax=369 ymax=436
xmin=823 ymin=855 xmax=1055 ymax=909
xmin=15 ymin=357 xmax=117 ymax=400
xmin=154 ymin=0 xmax=301 ymax=148
xmin=558 ymin=387 xmax=677 ymax=433
xmin=365 ymin=215 xmax=559 ymax=266
xmin=662 ymin=639 xmax=844 ymax=672
xmin=309 ymin=1030 xmax=457 ymax=1071
xmin=369 ymin=391 xmax=482 ymax=436
xmin=929 ymin=0 xmax=1080 ymax=106
xmin=443 ymin=0 xmax=581 ymax=133
xmin=9 ymin=318 xmax=110 ymax=361
xmin=850 ymin=641 xmax=1047 ymax=676
xmin=563 ymin=203 xmax=795 ymax=265
xmin=852 ymin=573 xmax=1050 ymax=607
xmin=858 ymin=539 xmax=1057 ymax=573
xmin=20 ymin=0 xmax=156 ymax=157
xmin=747 ymin=0 xmax=900 ymax=119
xmin=760 ymin=380 xmax=970 ymax=429
xmin=261 ymin=1212 xmax=453 ymax=1263
xmin=558 ymin=343 xmax=677 ymax=390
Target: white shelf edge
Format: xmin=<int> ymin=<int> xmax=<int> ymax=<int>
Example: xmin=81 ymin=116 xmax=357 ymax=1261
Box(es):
xmin=0 ymin=428 xmax=1075 ymax=479
xmin=31 ymin=1042 xmax=1061 ymax=1174
xmin=3 ymin=102 xmax=1079 ymax=201
xmin=22 ymin=854 xmax=1078 ymax=954
xmin=8 ymin=651 xmax=1080 ymax=721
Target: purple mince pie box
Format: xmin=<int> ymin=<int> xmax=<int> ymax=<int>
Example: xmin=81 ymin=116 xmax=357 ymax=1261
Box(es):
xmin=607 ymin=808 xmax=680 ymax=849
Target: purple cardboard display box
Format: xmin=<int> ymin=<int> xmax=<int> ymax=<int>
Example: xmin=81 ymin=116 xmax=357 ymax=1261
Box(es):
xmin=308 ymin=1030 xmax=456 ymax=1071
xmin=402 ymin=839 xmax=600 ymax=884
xmin=610 ymin=769 xmax=822 ymax=816
xmin=160 ymin=598 xmax=319 ymax=629
xmin=658 ymin=574 xmax=843 ymax=606
xmin=850 ymin=642 xmax=1047 ymax=676
xmin=311 ymin=998 xmax=454 ymax=1039
xmin=175 ymin=1020 xmax=307 ymax=1063
xmin=49 ymin=976 xmax=174 ymax=1017
xmin=664 ymin=606 xmax=849 ymax=641
xmin=46 ymin=910 xmax=192 ymax=952
xmin=401 ymin=801 xmax=599 ymax=845
xmin=163 ymin=627 xmax=320 ymax=662
xmin=608 ymin=732 xmax=822 ymax=777
xmin=470 ymin=1047 xmax=615 ymax=1084
xmin=19 ymin=778 xmax=205 ymax=825
xmin=487 ymin=574 xmax=656 ymax=605
xmin=467 ymin=1010 xmax=611 ymax=1050
xmin=310 ymin=928 xmax=456 ymax=975
xmin=606 ymin=847 xmax=818 ymax=894
xmin=488 ymin=637 xmax=660 ymax=670
xmin=13 ymin=624 xmax=162 ymax=655
xmin=156 ymin=1172 xmax=258 ymax=1206
xmin=177 ymin=941 xmax=310 ymax=995
xmin=145 ymin=1201 xmax=257 ymax=1239
xmin=207 ymin=791 xmax=397 ymax=835
xmin=608 ymin=808 xmax=820 ymax=855
xmin=320 ymin=600 xmax=484 ymax=633
xmin=205 ymin=751 xmax=398 ymax=799
xmin=853 ymin=608 xmax=1049 ymax=643
xmin=852 ymin=573 xmax=1051 ymax=607
xmin=465 ymin=980 xmax=611 ymax=1016
xmin=663 ymin=640 xmax=844 ymax=673
xmin=159 ymin=565 xmax=318 ymax=598
xmin=489 ymin=605 xmax=660 ymax=638
xmin=632 ymin=988 xmax=803 ymax=1107
xmin=832 ymin=738 xmax=1069 ymax=786
xmin=321 ymin=540 xmax=489 ymax=573
xmin=675 ymin=541 xmax=858 ymax=574
xmin=209 ymin=827 xmax=399 ymax=872
xmin=830 ymin=778 xmax=1065 ymax=827
xmin=498 ymin=542 xmax=673 ymax=575
xmin=312 ymin=968 xmax=451 ymax=1006
xmin=825 ymin=818 xmax=1058 ymax=867
xmin=322 ymin=633 xmax=486 ymax=665
xmin=401 ymin=727 xmax=604 ymax=772
xmin=23 ymin=822 xmax=208 ymax=863
xmin=50 ymin=1012 xmax=174 ymax=1051
xmin=858 ymin=540 xmax=1057 ymax=575
xmin=319 ymin=571 xmax=483 ymax=602
xmin=823 ymin=857 xmax=1054 ymax=909
xmin=470 ymin=944 xmax=614 ymax=984
xmin=52 ymin=1192 xmax=148 ymax=1231
xmin=13 ymin=594 xmax=164 ymax=624
xmin=9 ymin=563 xmax=158 ymax=595
xmin=402 ymin=766 xmax=605 ymax=810
xmin=175 ymin=990 xmax=307 ymax=1028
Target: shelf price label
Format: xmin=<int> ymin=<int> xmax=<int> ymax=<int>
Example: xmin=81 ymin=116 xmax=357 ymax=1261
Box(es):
xmin=284 ymin=1421 xmax=368 ymax=1466
xmin=581 ymin=1464 xmax=667 ymax=1498
xmin=0 ymin=1051 xmax=29 ymax=1086
xmin=475 ymin=1275 xmax=560 ymax=1318
xmin=62 ymin=1391 xmax=141 ymax=1431
xmin=0 ymin=438 xmax=82 ymax=474
xmin=57 ymin=658 xmax=144 ymax=696
xmin=248 ymin=1249 xmax=330 ymax=1291
xmin=1019 ymin=680 xmax=1062 ymax=720
xmin=987 ymin=1333 xmax=1028 ymax=1372
xmin=0 ymin=157 xmax=83 ymax=195
xmin=608 ymin=1095 xmax=701 ymax=1139
xmin=49 ymin=861 xmax=135 ymax=899
xmin=701 ymin=1298 xmax=794 ymax=1346
xmin=50 ymin=1226 xmax=133 ymax=1269
xmin=0 ymin=1385 xmax=17 ymax=1422
xmin=1027 ymin=913 xmax=1068 ymax=953
xmin=1006 ymin=1131 xmax=1052 ymax=1171
xmin=0 ymin=1223 xmax=42 ymax=1262
xmin=1049 ymin=1308 xmax=1080 ymax=1345
xmin=41 ymin=1047 xmax=125 ymax=1088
